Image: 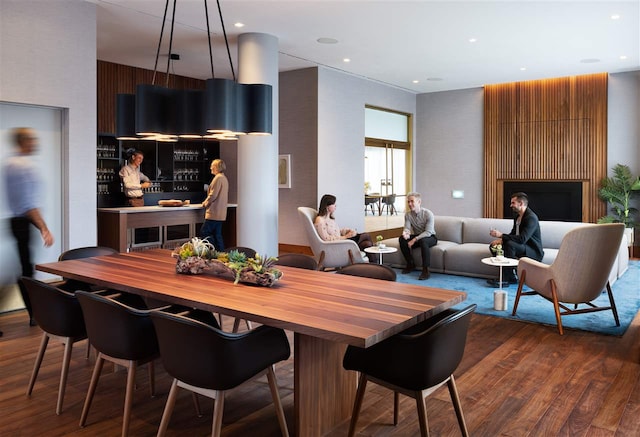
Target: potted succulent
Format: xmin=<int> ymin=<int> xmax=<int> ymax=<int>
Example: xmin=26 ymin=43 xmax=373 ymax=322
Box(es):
xmin=598 ymin=164 xmax=640 ymax=246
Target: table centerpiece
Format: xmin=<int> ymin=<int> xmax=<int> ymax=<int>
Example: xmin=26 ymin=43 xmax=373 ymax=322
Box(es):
xmin=171 ymin=237 xmax=282 ymax=286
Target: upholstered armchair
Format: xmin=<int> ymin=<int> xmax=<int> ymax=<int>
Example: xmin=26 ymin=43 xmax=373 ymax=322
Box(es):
xmin=297 ymin=207 xmax=368 ymax=270
xmin=512 ymin=223 xmax=624 ymax=335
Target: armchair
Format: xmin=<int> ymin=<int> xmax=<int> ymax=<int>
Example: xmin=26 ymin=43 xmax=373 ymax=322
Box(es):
xmin=512 ymin=223 xmax=624 ymax=335
xmin=297 ymin=207 xmax=368 ymax=270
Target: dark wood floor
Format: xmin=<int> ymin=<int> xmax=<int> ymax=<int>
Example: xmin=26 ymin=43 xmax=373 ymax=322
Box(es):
xmin=2 ymin=305 xmax=640 ymax=436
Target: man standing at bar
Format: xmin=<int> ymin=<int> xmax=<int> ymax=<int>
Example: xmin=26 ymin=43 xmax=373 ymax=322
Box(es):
xmin=201 ymin=159 xmax=229 ymax=251
xmin=3 ymin=127 xmax=55 ymax=327
xmin=399 ymin=192 xmax=437 ymax=280
xmin=119 ymin=148 xmax=151 ymax=207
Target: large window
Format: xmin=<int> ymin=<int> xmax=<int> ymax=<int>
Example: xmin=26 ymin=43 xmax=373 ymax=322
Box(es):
xmin=364 ymin=107 xmax=411 ymax=232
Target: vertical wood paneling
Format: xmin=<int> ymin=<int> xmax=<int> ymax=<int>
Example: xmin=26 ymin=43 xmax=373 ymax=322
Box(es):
xmin=97 ymin=60 xmax=206 ymax=133
xmin=484 ymin=73 xmax=607 ymax=223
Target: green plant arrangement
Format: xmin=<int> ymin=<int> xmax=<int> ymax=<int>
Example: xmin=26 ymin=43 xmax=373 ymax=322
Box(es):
xmin=172 ymin=237 xmax=282 ymax=286
xmin=597 ymin=164 xmax=640 ymax=229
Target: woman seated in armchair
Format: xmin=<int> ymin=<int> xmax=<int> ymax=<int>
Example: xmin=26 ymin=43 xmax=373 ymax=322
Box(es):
xmin=314 ymin=194 xmax=377 ymax=262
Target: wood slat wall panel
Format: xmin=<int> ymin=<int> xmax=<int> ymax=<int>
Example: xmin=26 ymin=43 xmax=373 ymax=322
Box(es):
xmin=97 ymin=60 xmax=206 ymax=133
xmin=484 ymin=73 xmax=607 ymax=222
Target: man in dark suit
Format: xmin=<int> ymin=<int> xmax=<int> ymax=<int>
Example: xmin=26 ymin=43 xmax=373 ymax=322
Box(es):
xmin=488 ymin=192 xmax=544 ymax=286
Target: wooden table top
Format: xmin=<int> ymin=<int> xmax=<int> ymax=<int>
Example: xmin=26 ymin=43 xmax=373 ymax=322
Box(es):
xmin=37 ymin=249 xmax=466 ymax=348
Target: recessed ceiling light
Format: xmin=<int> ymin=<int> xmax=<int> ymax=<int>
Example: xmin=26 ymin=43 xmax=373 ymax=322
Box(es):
xmin=317 ymin=37 xmax=338 ymax=44
xmin=580 ymin=58 xmax=601 ymax=63
xmin=520 ymin=67 xmax=527 ymax=71
xmin=620 ymin=55 xmax=628 ymax=60
xmin=412 ymin=80 xmax=419 ymax=84
xmin=468 ymin=38 xmax=477 ymax=43
xmin=426 ymin=77 xmax=443 ymax=81
xmin=610 ymin=14 xmax=621 ymax=20
xmin=343 ymin=58 xmax=351 ymax=63
xmin=234 ymin=22 xmax=244 ymax=28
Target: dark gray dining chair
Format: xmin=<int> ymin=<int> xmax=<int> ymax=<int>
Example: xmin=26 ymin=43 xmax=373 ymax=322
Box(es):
xmin=274 ymin=253 xmax=318 ymax=270
xmin=343 ymin=304 xmax=476 ymax=437
xmin=150 ymin=310 xmax=291 ymax=437
xmin=22 ymin=277 xmax=88 ymax=415
xmin=336 ymin=263 xmax=397 ymax=281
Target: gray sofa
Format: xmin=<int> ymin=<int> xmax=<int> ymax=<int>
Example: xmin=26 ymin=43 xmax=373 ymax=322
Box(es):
xmin=380 ymin=216 xmax=630 ymax=284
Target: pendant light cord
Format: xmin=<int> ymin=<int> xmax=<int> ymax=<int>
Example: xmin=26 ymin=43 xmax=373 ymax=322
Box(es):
xmin=152 ymin=0 xmax=171 ymax=85
xmin=165 ymin=0 xmax=178 ymax=87
xmin=204 ymin=0 xmax=215 ymax=78
xmin=216 ymin=0 xmax=236 ymax=81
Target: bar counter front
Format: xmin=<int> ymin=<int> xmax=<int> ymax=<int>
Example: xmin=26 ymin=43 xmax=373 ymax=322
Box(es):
xmin=37 ymin=249 xmax=466 ymax=436
xmin=97 ymin=204 xmax=237 ymax=252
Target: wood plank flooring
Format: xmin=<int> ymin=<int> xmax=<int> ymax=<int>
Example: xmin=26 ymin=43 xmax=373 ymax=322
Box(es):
xmin=1 ymin=305 xmax=640 ymax=436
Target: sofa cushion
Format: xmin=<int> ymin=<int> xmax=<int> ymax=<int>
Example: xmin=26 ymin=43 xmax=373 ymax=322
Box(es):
xmin=462 ymin=217 xmax=512 ymax=244
xmin=434 ymin=216 xmax=465 ymax=244
xmin=444 ymin=243 xmax=503 ymax=278
xmin=539 ymin=221 xmax=588 ymax=249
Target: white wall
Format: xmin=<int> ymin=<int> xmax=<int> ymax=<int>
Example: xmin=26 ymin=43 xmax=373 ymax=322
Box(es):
xmin=608 ymin=71 xmax=640 ymax=175
xmin=0 ymin=0 xmax=97 ymax=308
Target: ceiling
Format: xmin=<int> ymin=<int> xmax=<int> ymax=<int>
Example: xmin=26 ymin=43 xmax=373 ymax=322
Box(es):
xmin=93 ymin=0 xmax=639 ymax=94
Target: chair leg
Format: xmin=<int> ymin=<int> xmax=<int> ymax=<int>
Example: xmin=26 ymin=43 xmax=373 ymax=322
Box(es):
xmin=447 ymin=375 xmax=469 ymax=437
xmin=27 ymin=332 xmax=49 ymax=397
xmin=122 ymin=360 xmax=137 ymax=437
xmin=157 ymin=379 xmax=179 ymax=437
xmin=211 ymin=390 xmax=225 ymax=437
xmin=550 ymin=280 xmax=564 ymax=335
xmin=511 ymin=270 xmax=526 ymax=316
xmin=415 ymin=391 xmax=430 ymax=437
xmin=393 ymin=391 xmax=399 ymax=425
xmin=56 ymin=337 xmax=75 ymax=415
xmin=148 ymin=360 xmax=155 ymax=397
xmin=266 ymin=366 xmax=290 ymax=437
xmin=606 ymin=282 xmax=621 ymax=326
xmin=348 ymin=373 xmax=368 ymax=437
xmin=80 ymin=354 xmax=105 ymax=427
xmin=192 ymin=392 xmax=202 ymax=417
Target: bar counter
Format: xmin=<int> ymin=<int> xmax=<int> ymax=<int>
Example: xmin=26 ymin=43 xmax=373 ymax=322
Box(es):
xmin=97 ymin=204 xmax=237 ymax=252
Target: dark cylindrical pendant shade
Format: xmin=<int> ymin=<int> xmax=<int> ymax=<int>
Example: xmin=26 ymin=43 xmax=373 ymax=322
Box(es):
xmin=205 ymin=78 xmax=238 ymax=134
xmin=241 ymin=83 xmax=273 ymax=135
xmin=135 ymin=84 xmax=179 ymax=136
xmin=116 ymin=94 xmax=137 ymax=140
xmin=178 ymin=89 xmax=205 ymax=137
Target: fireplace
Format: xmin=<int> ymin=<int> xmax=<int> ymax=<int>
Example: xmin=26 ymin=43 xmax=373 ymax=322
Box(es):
xmin=503 ymin=181 xmax=583 ymax=222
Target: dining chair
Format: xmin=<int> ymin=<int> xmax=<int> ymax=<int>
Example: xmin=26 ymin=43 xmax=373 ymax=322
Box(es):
xmin=365 ymin=194 xmax=380 ymax=215
xmin=225 ymin=246 xmax=257 ymax=259
xmin=22 ymin=277 xmax=88 ymax=415
xmin=55 ymin=246 xmax=120 ymax=294
xmin=381 ymin=193 xmax=397 ymax=215
xmin=274 ymin=253 xmax=318 ymax=270
xmin=336 ymin=263 xmax=397 ymax=281
xmin=75 ymin=290 xmax=160 ymax=437
xmin=343 ymin=304 xmax=476 ymax=437
xmin=512 ymin=223 xmax=624 ymax=335
xmin=150 ymin=310 xmax=291 ymax=437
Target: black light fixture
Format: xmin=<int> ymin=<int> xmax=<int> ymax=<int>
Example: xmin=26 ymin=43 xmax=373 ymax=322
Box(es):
xmin=115 ymin=0 xmax=272 ymax=141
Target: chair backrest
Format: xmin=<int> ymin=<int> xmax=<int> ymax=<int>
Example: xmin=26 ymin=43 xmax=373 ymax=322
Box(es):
xmin=382 ymin=194 xmax=396 ymax=204
xmin=21 ymin=277 xmax=86 ymax=339
xmin=226 ymin=246 xmax=257 ymax=259
xmin=75 ymin=291 xmax=158 ymax=361
xmin=550 ymin=223 xmax=624 ymax=303
xmin=336 ymin=263 xmax=396 ymax=281
xmin=58 ymin=246 xmax=118 ymax=261
xmin=150 ymin=311 xmax=290 ymax=391
xmin=275 ymin=253 xmax=318 ymax=270
xmin=297 ymin=206 xmax=363 ymax=268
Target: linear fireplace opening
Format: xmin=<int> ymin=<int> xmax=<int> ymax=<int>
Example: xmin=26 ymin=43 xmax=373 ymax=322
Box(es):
xmin=503 ymin=181 xmax=582 ymax=222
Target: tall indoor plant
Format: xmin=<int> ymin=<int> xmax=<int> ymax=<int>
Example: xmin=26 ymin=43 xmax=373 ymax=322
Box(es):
xmin=598 ymin=164 xmax=640 ymax=246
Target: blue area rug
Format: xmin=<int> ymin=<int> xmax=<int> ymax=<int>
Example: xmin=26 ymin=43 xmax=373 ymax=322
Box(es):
xmin=395 ymin=260 xmax=640 ymax=336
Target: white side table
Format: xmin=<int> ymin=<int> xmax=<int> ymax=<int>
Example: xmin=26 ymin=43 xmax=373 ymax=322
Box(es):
xmin=481 ymin=257 xmax=520 ymax=290
xmin=364 ymin=246 xmax=398 ymax=265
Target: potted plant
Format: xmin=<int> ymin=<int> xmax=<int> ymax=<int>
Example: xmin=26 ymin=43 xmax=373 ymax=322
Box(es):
xmin=597 ymin=164 xmax=640 ymax=246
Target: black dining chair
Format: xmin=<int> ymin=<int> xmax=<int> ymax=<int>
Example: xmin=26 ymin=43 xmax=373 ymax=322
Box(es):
xmin=55 ymin=246 xmax=118 ymax=292
xmin=336 ymin=263 xmax=397 ymax=281
xmin=343 ymin=304 xmax=476 ymax=437
xmin=75 ymin=290 xmax=161 ymax=437
xmin=22 ymin=277 xmax=88 ymax=415
xmin=365 ymin=194 xmax=380 ymax=215
xmin=150 ymin=310 xmax=291 ymax=437
xmin=274 ymin=253 xmax=318 ymax=270
xmin=381 ymin=194 xmax=397 ymax=215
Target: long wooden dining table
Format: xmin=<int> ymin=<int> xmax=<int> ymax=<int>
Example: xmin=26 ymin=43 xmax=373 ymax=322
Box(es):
xmin=37 ymin=249 xmax=466 ymax=436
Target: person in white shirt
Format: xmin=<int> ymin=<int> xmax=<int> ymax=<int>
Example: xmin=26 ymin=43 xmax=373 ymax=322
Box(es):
xmin=119 ymin=148 xmax=151 ymax=207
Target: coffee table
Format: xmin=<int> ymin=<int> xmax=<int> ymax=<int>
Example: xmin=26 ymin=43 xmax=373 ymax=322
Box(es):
xmin=481 ymin=256 xmax=520 ymax=290
xmin=364 ymin=246 xmax=398 ymax=265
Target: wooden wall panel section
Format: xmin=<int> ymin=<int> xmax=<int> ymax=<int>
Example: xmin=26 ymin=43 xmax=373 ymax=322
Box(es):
xmin=484 ymin=73 xmax=608 ymax=223
xmin=97 ymin=60 xmax=205 ymax=133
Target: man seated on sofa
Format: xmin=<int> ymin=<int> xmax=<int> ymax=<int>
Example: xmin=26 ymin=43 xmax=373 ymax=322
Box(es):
xmin=488 ymin=192 xmax=544 ymax=286
xmin=400 ymin=192 xmax=438 ymax=280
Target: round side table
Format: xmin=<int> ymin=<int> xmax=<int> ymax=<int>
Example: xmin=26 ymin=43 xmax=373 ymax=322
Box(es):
xmin=481 ymin=257 xmax=520 ymax=290
xmin=364 ymin=246 xmax=398 ymax=265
